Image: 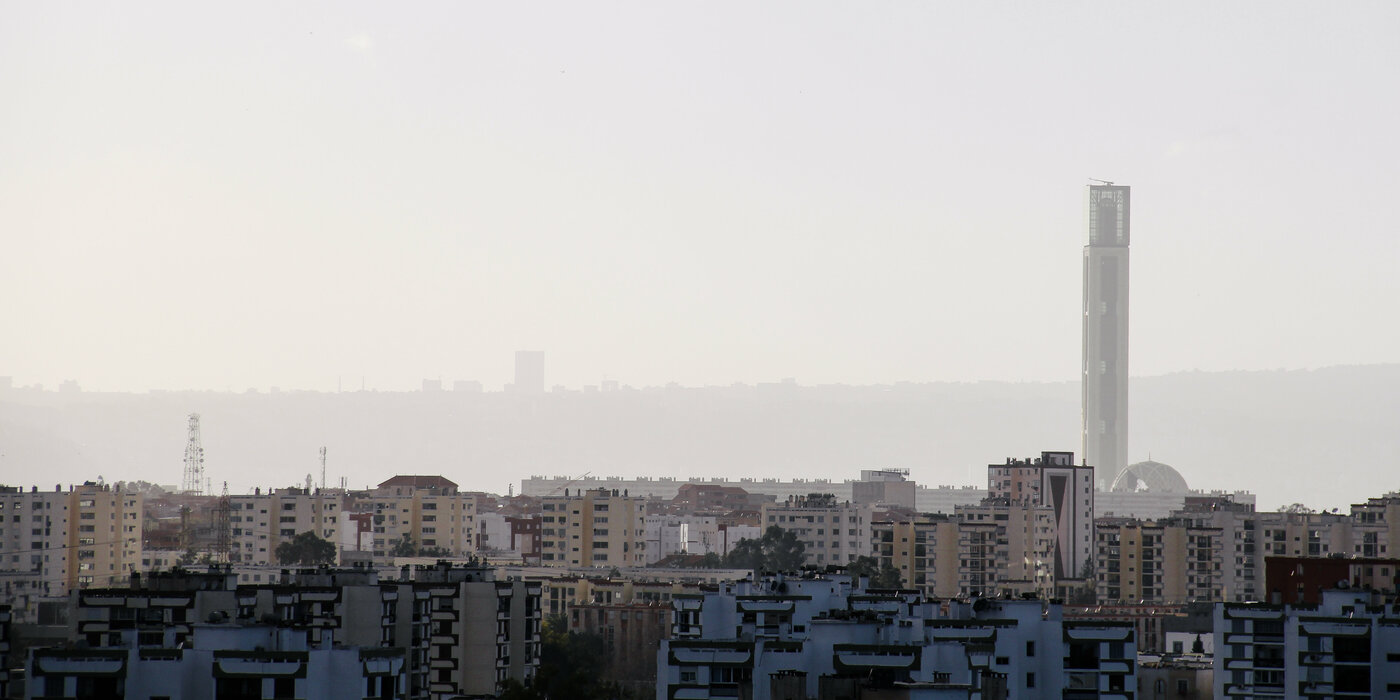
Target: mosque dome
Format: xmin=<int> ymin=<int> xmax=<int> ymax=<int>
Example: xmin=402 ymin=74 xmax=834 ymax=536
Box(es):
xmin=1110 ymin=460 xmax=1189 ymax=493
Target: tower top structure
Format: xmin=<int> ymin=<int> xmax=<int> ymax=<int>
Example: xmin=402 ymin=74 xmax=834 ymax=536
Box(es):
xmin=1085 ymin=184 xmax=1131 ymax=247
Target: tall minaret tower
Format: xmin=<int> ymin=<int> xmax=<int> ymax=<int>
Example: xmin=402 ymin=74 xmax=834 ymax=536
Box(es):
xmin=1082 ymin=183 xmax=1130 ymax=489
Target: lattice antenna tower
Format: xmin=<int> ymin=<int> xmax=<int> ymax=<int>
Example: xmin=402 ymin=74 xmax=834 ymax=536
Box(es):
xmin=182 ymin=413 xmax=205 ymax=495
xmin=215 ymin=481 xmax=232 ymax=563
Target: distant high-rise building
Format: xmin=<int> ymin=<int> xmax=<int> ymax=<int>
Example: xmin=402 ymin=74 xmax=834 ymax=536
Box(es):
xmin=512 ymin=351 xmax=544 ymax=394
xmin=1083 ymin=183 xmax=1131 ymax=489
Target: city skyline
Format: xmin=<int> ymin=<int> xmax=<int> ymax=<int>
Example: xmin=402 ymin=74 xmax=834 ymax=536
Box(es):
xmin=2 ymin=3 xmax=1398 ymax=393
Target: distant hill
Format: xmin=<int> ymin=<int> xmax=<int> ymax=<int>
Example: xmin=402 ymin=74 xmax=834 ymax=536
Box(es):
xmin=1 ymin=365 xmax=1396 ymax=511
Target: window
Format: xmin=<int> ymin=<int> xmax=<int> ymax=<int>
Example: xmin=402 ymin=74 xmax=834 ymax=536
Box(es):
xmin=1026 ymin=641 xmax=1034 ymax=657
xmin=1026 ymin=672 xmax=1035 ymax=688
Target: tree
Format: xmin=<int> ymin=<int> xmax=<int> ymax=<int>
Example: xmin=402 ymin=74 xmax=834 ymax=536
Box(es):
xmin=848 ymin=555 xmax=904 ymax=589
xmin=177 ymin=547 xmax=199 ymax=567
xmin=498 ymin=615 xmax=628 ymax=700
xmin=724 ymin=526 xmax=806 ymax=571
xmin=696 ymin=552 xmax=723 ymax=568
xmin=1067 ymin=560 xmax=1097 ymax=605
xmin=389 ymin=536 xmax=418 ymax=558
xmin=275 ymin=531 xmax=336 ymax=566
xmin=389 ymin=536 xmax=450 ymax=558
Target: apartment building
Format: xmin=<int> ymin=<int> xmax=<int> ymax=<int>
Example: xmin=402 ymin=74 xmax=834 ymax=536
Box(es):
xmin=871 ymin=513 xmax=960 ymax=597
xmin=0 ymin=483 xmax=143 ymax=618
xmin=568 ymin=600 xmax=670 ymax=690
xmin=760 ymin=494 xmax=875 ymax=566
xmin=229 ymin=487 xmax=340 ymax=565
xmin=66 ymin=562 xmax=541 ymax=700
xmin=955 ymin=499 xmax=1056 ymax=597
xmin=869 ymin=502 xmax=1056 ymax=600
xmin=1094 ymin=517 xmax=1223 ymax=604
xmin=30 ymin=623 xmax=405 ymax=700
xmin=539 ymin=488 xmax=646 ymax=567
xmin=344 ymin=476 xmax=485 ymax=562
xmin=407 ymin=563 xmax=543 ymax=698
xmin=1214 ymin=588 xmax=1400 ymax=697
xmin=1350 ymin=492 xmax=1400 ymax=557
xmin=661 ymin=571 xmax=1137 ymax=700
xmin=0 ymin=605 xmax=10 ymax=698
xmin=987 ymin=451 xmax=1095 ymax=581
xmin=1178 ymin=497 xmax=1359 ymax=603
xmin=1263 ymin=555 xmax=1400 ymax=604
xmin=850 ymin=468 xmax=916 ymax=510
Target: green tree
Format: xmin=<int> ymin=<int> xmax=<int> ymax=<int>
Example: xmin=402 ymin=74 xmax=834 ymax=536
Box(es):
xmin=389 ymin=536 xmax=418 ymax=558
xmin=498 ymin=615 xmax=628 ymax=700
xmin=275 ymin=531 xmax=336 ymax=566
xmin=847 ymin=555 xmax=903 ymax=588
xmin=1067 ymin=560 xmax=1097 ymax=605
xmin=177 ymin=547 xmax=199 ymax=567
xmin=724 ymin=526 xmax=806 ymax=571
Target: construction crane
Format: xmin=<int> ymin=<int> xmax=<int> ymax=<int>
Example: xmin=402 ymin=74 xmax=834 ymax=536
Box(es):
xmin=544 ymin=471 xmax=592 ymax=498
xmin=182 ymin=414 xmax=205 ymax=495
xmin=1089 ymin=178 xmax=1115 ymax=186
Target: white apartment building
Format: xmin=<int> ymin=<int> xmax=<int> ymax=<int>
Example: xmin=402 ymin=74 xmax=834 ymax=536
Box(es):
xmin=661 ymin=572 xmax=1137 ymax=700
xmin=644 ymin=515 xmax=690 ymax=564
xmin=1214 ymin=588 xmax=1400 ymax=697
xmin=29 ymin=623 xmax=405 ymax=700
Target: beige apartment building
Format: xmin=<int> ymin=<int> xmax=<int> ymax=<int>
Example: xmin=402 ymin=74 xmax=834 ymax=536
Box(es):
xmin=1351 ymin=492 xmax=1400 ymax=558
xmin=1094 ymin=517 xmax=1222 ymax=604
xmin=760 ymin=494 xmax=875 ymax=566
xmin=954 ymin=499 xmax=1056 ymax=597
xmin=229 ymin=487 xmax=340 ymax=566
xmin=343 ymin=476 xmax=487 ymax=562
xmin=339 ymin=476 xmax=488 ymax=562
xmin=0 ymin=482 xmax=143 ymax=619
xmin=540 ymin=488 xmax=647 ymax=568
xmin=871 ymin=513 xmax=960 ymax=597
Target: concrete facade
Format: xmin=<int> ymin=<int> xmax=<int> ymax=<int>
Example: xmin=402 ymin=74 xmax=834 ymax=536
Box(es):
xmin=540 ymin=488 xmax=647 ymax=567
xmin=661 ymin=572 xmax=1137 ymax=700
xmin=1214 ymin=589 xmax=1400 ymax=697
xmin=1082 ymin=183 xmax=1131 ymax=489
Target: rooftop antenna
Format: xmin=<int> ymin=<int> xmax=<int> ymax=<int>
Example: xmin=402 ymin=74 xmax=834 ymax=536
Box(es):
xmin=216 ymin=481 xmax=232 ymax=563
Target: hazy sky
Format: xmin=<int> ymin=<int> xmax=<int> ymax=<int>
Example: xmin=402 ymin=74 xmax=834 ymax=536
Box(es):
xmin=3 ymin=3 xmax=1397 ymax=392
